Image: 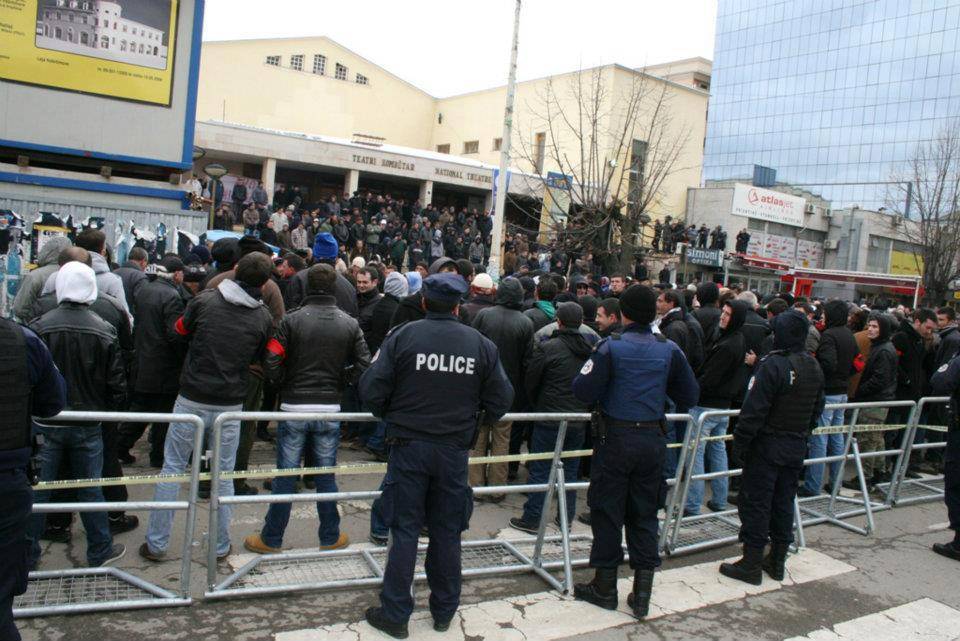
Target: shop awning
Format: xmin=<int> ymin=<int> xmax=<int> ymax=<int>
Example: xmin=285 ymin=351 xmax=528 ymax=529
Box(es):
xmin=735 ymin=253 xmax=791 ymax=272
xmin=789 ymin=268 xmax=921 ymax=289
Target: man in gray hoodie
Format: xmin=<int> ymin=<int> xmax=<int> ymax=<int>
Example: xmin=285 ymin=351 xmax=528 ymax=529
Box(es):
xmin=40 ymin=230 xmax=130 ymax=322
xmin=12 ymin=235 xmax=71 ymax=323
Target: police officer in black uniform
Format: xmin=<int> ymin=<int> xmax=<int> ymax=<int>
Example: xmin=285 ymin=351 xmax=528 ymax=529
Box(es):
xmin=931 ymin=351 xmax=960 ymax=561
xmin=359 ymin=272 xmax=513 ymax=639
xmin=0 ymin=317 xmax=67 ymax=641
xmin=721 ymin=309 xmax=824 ymax=585
xmin=572 ymin=285 xmax=699 ymax=619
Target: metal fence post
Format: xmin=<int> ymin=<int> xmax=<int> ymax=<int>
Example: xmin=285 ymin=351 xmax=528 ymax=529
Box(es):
xmin=553 ymin=462 xmax=573 ymax=593
xmin=669 ymin=410 xmax=708 ymax=551
xmin=531 ymin=420 xmax=569 ymax=568
xmin=849 ymin=438 xmax=875 ymax=535
xmin=659 ymin=414 xmax=695 ymax=553
xmin=206 ymin=412 xmax=228 ymax=590
xmin=826 ymin=407 xmax=860 ymax=515
xmin=887 ymin=400 xmax=922 ymax=505
xmin=178 ymin=415 xmax=206 ymax=598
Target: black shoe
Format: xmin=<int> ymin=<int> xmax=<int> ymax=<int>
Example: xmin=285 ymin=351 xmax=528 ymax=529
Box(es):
xmin=626 ymin=569 xmax=655 ymax=619
xmin=727 ymin=493 xmax=739 ymax=506
xmin=554 ymin=514 xmax=572 ymax=529
xmin=256 ymin=426 xmax=274 ymax=442
xmin=573 ymin=567 xmax=618 ymax=610
xmin=118 ymin=450 xmax=136 ymax=465
xmin=198 ymin=485 xmax=210 ymax=500
xmin=108 ymin=515 xmax=140 ymax=535
xmin=706 ymin=501 xmax=728 ymax=513
xmin=365 ymin=607 xmax=408 ymax=639
xmin=217 ymin=544 xmax=233 ymax=562
xmin=796 ymin=487 xmax=819 ymax=498
xmin=40 ymin=524 xmax=71 ymax=543
xmin=234 ymin=482 xmax=259 ymax=496
xmin=303 ymin=477 xmax=315 ymax=489
xmin=149 ymin=458 xmax=163 ymax=469
xmin=507 ymin=470 xmax=519 ymax=482
xmin=93 ymin=544 xmax=126 ymax=567
xmin=263 ymin=479 xmax=272 ymax=491
xmin=577 ymin=511 xmax=592 ymax=526
xmin=841 ymin=478 xmax=864 ymax=492
xmin=508 ymin=517 xmax=539 ymax=535
xmin=904 ymin=467 xmax=922 ymax=479
xmin=933 ymin=541 xmax=960 ymax=561
xmin=719 ymin=545 xmax=764 ymax=585
xmin=364 ymin=447 xmax=389 ymax=463
xmin=139 ymin=542 xmax=166 ymax=562
xmin=484 ymin=493 xmax=505 ymax=504
xmin=433 ymin=618 xmax=452 ymax=632
xmin=369 ymin=533 xmax=388 ymax=546
xmin=762 ymin=542 xmax=790 ymax=581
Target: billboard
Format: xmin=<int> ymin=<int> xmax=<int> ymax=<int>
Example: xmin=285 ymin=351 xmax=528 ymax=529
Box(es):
xmin=890 ymin=249 xmax=923 ymax=276
xmin=0 ymin=0 xmax=178 ymax=106
xmin=731 ymin=183 xmax=805 ymax=228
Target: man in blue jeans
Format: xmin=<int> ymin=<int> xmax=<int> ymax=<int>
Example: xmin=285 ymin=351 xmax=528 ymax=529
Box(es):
xmin=509 ymin=302 xmax=594 ymax=533
xmin=141 ymin=253 xmax=274 ymax=562
xmin=685 ymin=299 xmax=747 ymax=515
xmin=245 ymin=264 xmax=370 ymax=553
xmin=802 ymin=300 xmax=857 ymax=497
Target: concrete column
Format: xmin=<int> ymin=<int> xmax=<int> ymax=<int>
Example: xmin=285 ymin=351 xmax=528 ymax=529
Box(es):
xmin=261 ymin=158 xmax=277 ymax=202
xmin=484 ymin=189 xmax=494 ymax=214
xmin=344 ymin=169 xmax=360 ymax=196
xmin=419 ymin=179 xmax=433 ymax=206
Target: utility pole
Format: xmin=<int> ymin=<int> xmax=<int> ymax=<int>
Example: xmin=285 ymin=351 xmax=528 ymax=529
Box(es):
xmin=487 ymin=0 xmax=521 ymax=282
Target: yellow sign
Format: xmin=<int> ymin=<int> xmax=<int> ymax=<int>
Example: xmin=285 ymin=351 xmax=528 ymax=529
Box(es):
xmin=890 ymin=249 xmax=923 ymax=276
xmin=0 ymin=0 xmax=178 ymax=106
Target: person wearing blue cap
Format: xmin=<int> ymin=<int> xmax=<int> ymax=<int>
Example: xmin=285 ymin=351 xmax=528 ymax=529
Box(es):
xmin=284 ymin=232 xmax=358 ymax=317
xmin=359 ymin=272 xmax=513 ymax=639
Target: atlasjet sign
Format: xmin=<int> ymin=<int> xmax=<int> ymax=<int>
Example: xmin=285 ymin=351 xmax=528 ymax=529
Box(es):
xmin=731 ymin=183 xmax=806 ymax=227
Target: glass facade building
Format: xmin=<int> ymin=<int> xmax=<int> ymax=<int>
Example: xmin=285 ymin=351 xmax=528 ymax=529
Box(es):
xmin=703 ymin=0 xmax=960 ymax=211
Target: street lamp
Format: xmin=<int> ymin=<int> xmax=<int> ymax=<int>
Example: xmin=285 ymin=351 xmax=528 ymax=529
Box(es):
xmin=192 ymin=146 xmax=206 ymax=162
xmin=203 ymin=163 xmax=227 ymax=230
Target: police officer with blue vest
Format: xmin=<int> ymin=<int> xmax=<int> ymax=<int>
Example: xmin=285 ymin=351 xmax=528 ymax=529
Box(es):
xmin=720 ymin=309 xmax=824 ymax=585
xmin=931 ymin=350 xmax=960 ymax=562
xmin=572 ymin=285 xmax=699 ymax=620
xmin=359 ymin=272 xmax=513 ymax=639
xmin=0 ymin=317 xmax=67 ymax=641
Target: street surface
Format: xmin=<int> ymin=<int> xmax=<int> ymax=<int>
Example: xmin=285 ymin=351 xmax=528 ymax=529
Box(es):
xmin=16 ymin=437 xmax=960 ymax=641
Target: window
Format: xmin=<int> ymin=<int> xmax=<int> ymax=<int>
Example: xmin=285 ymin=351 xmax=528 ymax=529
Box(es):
xmin=463 ymin=140 xmax=479 ymax=154
xmin=627 ymin=139 xmax=648 ymax=213
xmin=55 ymin=26 xmax=62 ymax=38
xmin=312 ymin=54 xmax=326 ymax=75
xmin=100 ymin=35 xmax=109 ymax=48
xmin=533 ymin=132 xmax=546 ymax=173
xmin=866 ymin=235 xmax=892 ymax=273
xmin=335 ymin=63 xmax=347 ymax=80
xmin=122 ymin=23 xmax=126 ymax=32
xmin=265 ymin=55 xmax=280 ymax=66
xmin=80 ymin=31 xmax=88 ymax=44
xmin=66 ymin=27 xmax=73 ymax=41
xmin=436 ymin=144 xmax=451 ymax=154
xmin=492 ymin=138 xmax=502 ymax=151
xmin=119 ymin=39 xmax=126 ymax=52
xmin=290 ymin=54 xmax=304 ymax=71
xmin=355 ymin=73 xmax=368 ymax=85
xmin=138 ymin=43 xmax=144 ymax=53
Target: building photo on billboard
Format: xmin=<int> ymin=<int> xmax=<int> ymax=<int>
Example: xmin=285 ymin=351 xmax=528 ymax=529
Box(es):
xmin=35 ymin=0 xmax=172 ymax=70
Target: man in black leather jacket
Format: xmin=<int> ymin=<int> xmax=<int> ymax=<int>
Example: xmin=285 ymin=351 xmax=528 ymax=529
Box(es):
xmin=471 ymin=278 xmax=535 ymax=496
xmin=28 ymin=261 xmax=127 ymax=570
xmin=245 ymin=264 xmax=371 ymax=554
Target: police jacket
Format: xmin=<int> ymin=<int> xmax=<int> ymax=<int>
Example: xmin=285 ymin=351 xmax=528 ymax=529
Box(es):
xmin=853 ymin=318 xmax=898 ymax=402
xmin=174 ymin=280 xmax=273 ymax=406
xmin=285 ymin=268 xmax=359 ymax=319
xmin=130 ymin=277 xmax=186 ymax=395
xmin=472 ymin=280 xmax=535 ymax=411
xmin=525 ymin=327 xmax=593 ymax=414
xmin=816 ymin=300 xmax=858 ymax=396
xmin=358 ymin=312 xmax=514 ymax=448
xmin=734 ymin=349 xmax=825 ymax=450
xmin=0 ymin=319 xmax=67 ymax=470
xmin=572 ymin=323 xmax=699 ymax=421
xmin=265 ymin=295 xmax=371 ymax=404
xmin=891 ymin=318 xmax=927 ymax=400
xmin=696 ymin=301 xmax=748 ymax=408
xmin=30 ymin=303 xmax=127 ymax=425
xmin=931 ymin=354 xmax=960 ymax=430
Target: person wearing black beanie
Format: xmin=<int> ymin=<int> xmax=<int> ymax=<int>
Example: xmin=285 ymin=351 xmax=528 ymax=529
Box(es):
xmin=571 ymin=284 xmax=699 ymax=619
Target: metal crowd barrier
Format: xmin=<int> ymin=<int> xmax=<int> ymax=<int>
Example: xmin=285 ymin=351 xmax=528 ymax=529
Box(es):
xmin=14 ymin=411 xmax=205 ymax=618
xmin=203 ymin=411 xmax=694 ymax=601
xmin=887 ymin=396 xmax=949 ymax=505
xmin=664 ymin=400 xmax=923 ymax=555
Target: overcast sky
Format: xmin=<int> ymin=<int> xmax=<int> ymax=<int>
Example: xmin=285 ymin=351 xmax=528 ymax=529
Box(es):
xmin=202 ymin=0 xmax=717 ymax=97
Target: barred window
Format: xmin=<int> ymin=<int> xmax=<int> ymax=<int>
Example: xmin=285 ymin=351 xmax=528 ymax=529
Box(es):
xmin=290 ymin=54 xmax=304 ymax=71
xmin=436 ymin=144 xmax=450 ymax=154
xmin=335 ymin=63 xmax=347 ymax=80
xmin=265 ymin=55 xmax=280 ymax=66
xmin=355 ymin=73 xmax=368 ymax=85
xmin=463 ymin=140 xmax=479 ymax=154
xmin=312 ymin=54 xmax=326 ymax=75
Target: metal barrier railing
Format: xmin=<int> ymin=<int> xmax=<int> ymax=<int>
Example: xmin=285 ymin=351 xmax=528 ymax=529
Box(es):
xmin=203 ymin=410 xmax=695 ymax=600
xmin=14 ymin=411 xmax=205 ymax=618
xmin=887 ymin=396 xmax=950 ymax=505
xmin=665 ymin=400 xmax=920 ymax=555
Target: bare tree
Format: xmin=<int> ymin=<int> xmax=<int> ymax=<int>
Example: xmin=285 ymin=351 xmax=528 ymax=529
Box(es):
xmin=510 ymin=65 xmax=692 ymax=273
xmin=888 ymin=119 xmax=960 ymax=306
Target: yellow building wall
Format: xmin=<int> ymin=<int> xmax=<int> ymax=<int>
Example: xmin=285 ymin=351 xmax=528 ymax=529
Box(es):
xmin=890 ymin=249 xmax=923 ymax=276
xmin=196 ymin=37 xmax=436 ymax=149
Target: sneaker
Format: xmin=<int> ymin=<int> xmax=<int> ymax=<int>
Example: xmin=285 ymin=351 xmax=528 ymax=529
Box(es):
xmin=40 ymin=524 xmax=71 ymax=543
xmin=244 ymin=533 xmax=281 ymax=555
xmin=319 ymin=532 xmax=350 ymax=551
xmin=108 ymin=515 xmax=140 ymax=535
xmin=217 ymin=544 xmax=233 ymax=562
xmin=94 ymin=544 xmax=126 ymax=567
xmin=369 ymin=533 xmax=388 ymax=546
xmin=118 ymin=451 xmax=136 ymax=465
xmin=508 ymin=517 xmax=539 ymax=535
xmin=138 ymin=542 xmax=166 ymax=562
xmin=365 ymin=607 xmax=408 ymax=639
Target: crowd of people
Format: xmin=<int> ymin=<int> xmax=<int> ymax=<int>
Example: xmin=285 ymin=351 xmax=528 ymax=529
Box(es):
xmin=3 ymin=197 xmax=960 ymax=638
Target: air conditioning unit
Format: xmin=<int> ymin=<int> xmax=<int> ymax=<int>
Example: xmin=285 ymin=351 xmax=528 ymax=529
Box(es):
xmin=823 ymin=239 xmax=839 ymax=250
xmin=805 ymin=203 xmax=816 ymax=214
xmin=891 ymin=216 xmax=902 ymax=226
xmin=823 ymin=208 xmax=833 ymax=218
